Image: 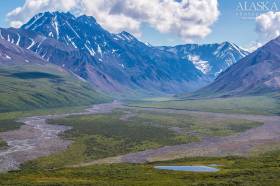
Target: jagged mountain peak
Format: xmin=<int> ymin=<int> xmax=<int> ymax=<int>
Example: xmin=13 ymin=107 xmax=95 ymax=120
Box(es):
xmin=20 ymin=11 xmax=112 ymax=57
xmin=21 ymin=11 xmax=77 ymax=40
xmin=22 ymin=11 xmax=76 ymax=30
xmin=21 ymin=11 xmax=104 ymax=39
xmin=77 ymin=14 xmax=97 ymax=24
xmin=216 ymin=41 xmax=248 ymax=57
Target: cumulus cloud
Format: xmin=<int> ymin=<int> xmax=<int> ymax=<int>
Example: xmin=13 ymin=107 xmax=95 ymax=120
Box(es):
xmin=256 ymin=11 xmax=280 ymax=44
xmin=6 ymin=0 xmax=219 ymax=41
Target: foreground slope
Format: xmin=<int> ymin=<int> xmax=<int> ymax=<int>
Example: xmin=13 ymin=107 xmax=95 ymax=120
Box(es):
xmin=194 ymin=36 xmax=280 ymax=97
xmin=1 ymin=151 xmax=280 ymax=186
xmin=0 ymin=38 xmax=108 ymax=112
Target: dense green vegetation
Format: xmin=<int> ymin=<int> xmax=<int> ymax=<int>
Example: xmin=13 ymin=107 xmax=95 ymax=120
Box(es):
xmin=129 ymin=96 xmax=280 ymax=115
xmin=0 ymin=118 xmax=23 ymax=148
xmin=0 ymin=139 xmax=7 ymax=149
xmin=0 ymin=119 xmax=22 ymax=132
xmin=134 ymin=111 xmax=262 ymax=137
xmin=1 ymin=150 xmax=280 ymax=185
xmin=0 ymin=64 xmax=109 ymax=112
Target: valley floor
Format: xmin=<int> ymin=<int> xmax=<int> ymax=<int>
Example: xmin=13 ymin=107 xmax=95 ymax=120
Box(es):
xmin=0 ymin=99 xmax=280 ymax=185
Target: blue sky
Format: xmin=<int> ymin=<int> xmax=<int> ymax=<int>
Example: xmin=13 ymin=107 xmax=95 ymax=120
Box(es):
xmin=0 ymin=0 xmax=277 ymax=48
xmin=140 ymin=1 xmax=258 ymax=47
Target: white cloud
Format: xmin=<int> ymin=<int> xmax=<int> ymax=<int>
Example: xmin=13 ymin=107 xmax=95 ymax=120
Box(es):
xmin=243 ymin=41 xmax=263 ymax=53
xmin=243 ymin=11 xmax=280 ymax=52
xmin=256 ymin=11 xmax=280 ymax=44
xmin=7 ymin=0 xmax=77 ymax=28
xmin=6 ymin=0 xmax=219 ymax=41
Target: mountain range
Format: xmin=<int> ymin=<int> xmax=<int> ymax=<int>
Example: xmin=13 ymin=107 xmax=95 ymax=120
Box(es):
xmin=0 ymin=11 xmax=248 ymax=96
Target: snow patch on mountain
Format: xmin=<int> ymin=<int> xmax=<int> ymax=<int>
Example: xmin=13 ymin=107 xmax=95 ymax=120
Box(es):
xmin=97 ymin=44 xmax=102 ymax=56
xmin=27 ymin=38 xmax=36 ymax=49
xmin=5 ymin=55 xmax=11 ymax=59
xmin=65 ymin=21 xmax=80 ymax=38
xmin=52 ymin=15 xmax=59 ymax=39
xmin=85 ymin=44 xmax=95 ymax=56
xmin=187 ymin=55 xmax=210 ymax=74
xmin=0 ymin=29 xmax=3 ymax=39
xmin=66 ymin=35 xmax=77 ymax=48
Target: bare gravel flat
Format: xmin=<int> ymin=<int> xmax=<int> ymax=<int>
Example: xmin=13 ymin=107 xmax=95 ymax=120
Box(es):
xmin=0 ymin=101 xmax=122 ymax=172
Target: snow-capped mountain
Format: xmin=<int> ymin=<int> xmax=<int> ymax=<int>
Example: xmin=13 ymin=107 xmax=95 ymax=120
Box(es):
xmin=159 ymin=42 xmax=249 ymax=79
xmin=0 ymin=11 xmax=247 ymax=95
xmin=21 ymin=12 xmax=118 ymax=61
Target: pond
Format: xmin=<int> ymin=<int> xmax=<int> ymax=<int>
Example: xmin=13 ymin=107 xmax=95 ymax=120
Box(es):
xmin=154 ymin=165 xmax=219 ymax=172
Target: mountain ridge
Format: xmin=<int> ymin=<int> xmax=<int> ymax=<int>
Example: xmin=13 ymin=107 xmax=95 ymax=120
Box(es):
xmin=0 ymin=11 xmax=248 ymax=96
xmin=158 ymin=42 xmax=248 ymax=79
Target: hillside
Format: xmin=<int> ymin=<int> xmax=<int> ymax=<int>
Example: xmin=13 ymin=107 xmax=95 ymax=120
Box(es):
xmin=192 ymin=36 xmax=280 ymax=97
xmin=0 ymin=64 xmax=109 ymax=112
xmin=0 ymin=38 xmax=108 ymax=112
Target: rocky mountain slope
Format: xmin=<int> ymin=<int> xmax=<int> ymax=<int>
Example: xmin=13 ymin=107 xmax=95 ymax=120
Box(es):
xmin=0 ymin=38 xmax=45 ymax=64
xmin=194 ymin=36 xmax=280 ymax=97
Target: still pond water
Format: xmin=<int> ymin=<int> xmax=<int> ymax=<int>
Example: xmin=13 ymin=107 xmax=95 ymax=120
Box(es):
xmin=154 ymin=166 xmax=219 ymax=172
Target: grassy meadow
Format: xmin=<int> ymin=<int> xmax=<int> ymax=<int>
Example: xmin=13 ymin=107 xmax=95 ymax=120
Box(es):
xmin=1 ymin=150 xmax=280 ymax=185
xmin=128 ymin=96 xmax=280 ymax=115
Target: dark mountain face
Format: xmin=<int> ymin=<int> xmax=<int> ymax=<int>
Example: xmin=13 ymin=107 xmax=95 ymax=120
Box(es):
xmin=159 ymin=42 xmax=248 ymax=79
xmin=0 ymin=11 xmax=247 ymax=96
xmin=195 ymin=37 xmax=280 ymax=97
